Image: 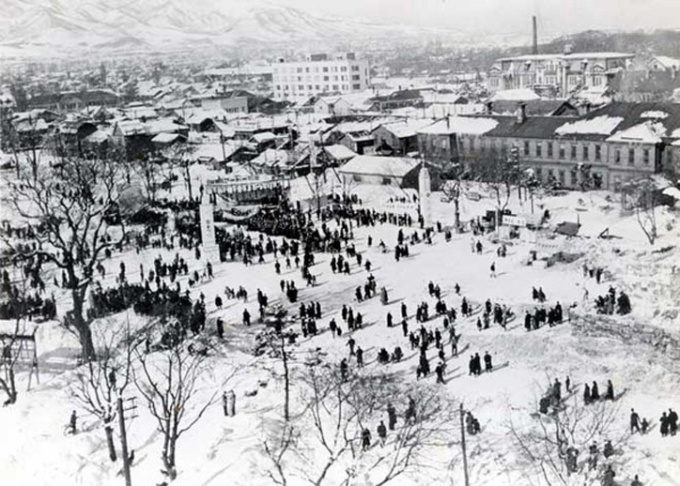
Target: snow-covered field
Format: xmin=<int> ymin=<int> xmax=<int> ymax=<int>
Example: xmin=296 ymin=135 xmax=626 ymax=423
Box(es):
xmin=1 ymin=170 xmax=679 ymax=486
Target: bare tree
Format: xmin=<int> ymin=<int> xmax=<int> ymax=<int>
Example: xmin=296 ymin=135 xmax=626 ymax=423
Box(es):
xmin=134 ymin=332 xmax=217 ymax=481
xmin=507 ymin=388 xmax=625 ymax=486
xmin=71 ymin=321 xmax=134 ymax=461
xmin=3 ymin=152 xmax=129 ymax=360
xmin=162 ymin=144 xmax=197 ymax=202
xmin=622 ymin=178 xmax=658 ymax=245
xmin=470 ymin=147 xmax=520 ymax=227
xmin=133 ymin=156 xmax=168 ymax=203
xmin=262 ymin=364 xmax=458 ymax=486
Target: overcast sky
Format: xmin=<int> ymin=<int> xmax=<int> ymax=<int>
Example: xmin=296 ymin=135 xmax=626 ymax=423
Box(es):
xmin=292 ymin=0 xmax=680 ymax=38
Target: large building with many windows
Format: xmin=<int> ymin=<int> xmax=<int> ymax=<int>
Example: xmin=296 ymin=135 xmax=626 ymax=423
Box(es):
xmin=487 ymin=52 xmax=634 ymax=96
xmin=272 ymin=53 xmax=370 ymax=102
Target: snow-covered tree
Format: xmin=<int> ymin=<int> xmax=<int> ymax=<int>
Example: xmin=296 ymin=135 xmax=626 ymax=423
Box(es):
xmin=134 ymin=332 xmax=217 ymax=481
xmin=262 ymin=363 xmax=458 ymax=486
xmin=3 ymin=152 xmax=129 ymax=360
xmin=507 ymin=389 xmax=626 ymax=486
xmin=71 ymin=322 xmax=134 ymax=462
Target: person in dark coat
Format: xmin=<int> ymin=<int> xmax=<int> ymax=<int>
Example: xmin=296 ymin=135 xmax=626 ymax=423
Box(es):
xmin=377 ymin=421 xmax=387 ymax=446
xmin=216 ymin=318 xmax=224 ymax=339
xmin=340 ymin=359 xmax=348 ymax=382
xmin=591 ymin=381 xmax=600 ymax=401
xmin=361 ymin=428 xmax=372 ymax=451
xmin=605 ymin=380 xmax=614 ymax=401
xmin=483 ymin=352 xmax=493 ymax=372
xmin=387 ymin=403 xmax=397 ymax=431
xmin=525 ymin=311 xmax=532 ymax=331
xmin=402 ymin=319 xmax=408 ymax=337
xmin=386 ymin=312 xmax=393 ymax=328
xmin=630 ymin=409 xmax=641 ymax=434
xmin=603 ymin=440 xmax=614 ymax=459
xmin=356 ymin=347 xmax=364 ymax=367
xmin=401 ymin=302 xmax=408 ymax=320
xmin=584 ymin=383 xmax=591 ymax=405
xmin=668 ymin=408 xmax=678 ymax=436
xmin=243 ymin=309 xmax=251 ymax=326
xmin=347 ymin=337 xmax=356 ymax=356
xmin=660 ymin=412 xmax=669 ymax=437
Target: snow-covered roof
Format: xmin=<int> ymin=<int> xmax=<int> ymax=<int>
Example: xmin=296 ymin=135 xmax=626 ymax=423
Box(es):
xmin=489 ymin=89 xmax=541 ymax=102
xmin=650 ymin=55 xmax=680 ymax=70
xmin=606 ymin=122 xmax=666 ymax=144
xmin=84 ymin=129 xmax=111 ymax=144
xmin=379 ymin=119 xmax=434 ymax=139
xmin=324 ymin=144 xmax=356 ymax=161
xmin=555 ymin=116 xmax=624 ymax=136
xmin=338 ymin=155 xmax=419 ymax=178
xmin=251 ymin=148 xmax=292 ymax=167
xmin=640 ymin=111 xmax=669 ymax=120
xmin=152 ymin=133 xmax=181 ymax=144
xmin=250 ymin=131 xmax=277 ymax=143
xmin=145 ymin=118 xmax=186 ymax=135
xmin=417 ymin=116 xmax=499 ymax=136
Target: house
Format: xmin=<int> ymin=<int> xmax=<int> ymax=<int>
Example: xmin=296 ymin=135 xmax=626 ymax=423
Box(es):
xmin=338 ymin=155 xmax=420 ymax=187
xmin=28 ymin=89 xmax=120 ymax=112
xmin=487 ymin=100 xmax=578 ymax=117
xmin=322 ymin=144 xmax=356 ymax=165
xmin=487 ymin=52 xmax=635 ymax=96
xmin=373 ymin=119 xmax=434 ymax=155
xmin=417 ymin=115 xmax=501 ymax=167
xmin=314 ymin=96 xmax=353 ymax=117
xmin=647 ymin=56 xmax=680 ymax=72
xmin=369 ymin=89 xmax=423 ymax=112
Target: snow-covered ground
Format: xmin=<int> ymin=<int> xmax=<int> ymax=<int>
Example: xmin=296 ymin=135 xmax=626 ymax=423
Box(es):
xmin=1 ymin=166 xmax=679 ymax=486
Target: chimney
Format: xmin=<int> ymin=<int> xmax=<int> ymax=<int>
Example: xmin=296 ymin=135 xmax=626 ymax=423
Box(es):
xmin=532 ymin=16 xmax=538 ymax=55
xmin=516 ymin=103 xmax=527 ymax=124
xmin=485 ymin=101 xmax=493 ymax=115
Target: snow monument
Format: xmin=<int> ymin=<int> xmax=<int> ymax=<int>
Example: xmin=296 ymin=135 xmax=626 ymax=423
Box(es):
xmin=418 ymin=165 xmax=432 ymax=228
xmin=199 ymin=192 xmax=220 ymax=263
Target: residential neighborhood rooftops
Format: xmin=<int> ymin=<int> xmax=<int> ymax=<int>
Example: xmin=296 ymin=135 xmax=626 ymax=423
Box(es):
xmin=417 ymin=116 xmax=499 ymax=136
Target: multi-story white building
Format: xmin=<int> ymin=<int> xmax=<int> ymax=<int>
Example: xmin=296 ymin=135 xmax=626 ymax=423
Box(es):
xmin=272 ymin=53 xmax=370 ymax=102
xmin=487 ymin=52 xmax=634 ymax=95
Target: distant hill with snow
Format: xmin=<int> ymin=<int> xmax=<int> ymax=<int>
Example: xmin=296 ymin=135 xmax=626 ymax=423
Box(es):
xmin=0 ymin=0 xmax=469 ymax=58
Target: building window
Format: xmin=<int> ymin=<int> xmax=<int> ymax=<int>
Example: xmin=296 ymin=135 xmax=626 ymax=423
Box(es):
xmin=559 ymin=145 xmax=565 ymax=159
xmin=628 ymin=148 xmax=635 ymax=165
xmin=352 ymin=84 xmax=361 ymax=90
xmin=536 ymin=167 xmax=543 ymax=181
xmin=583 ymin=145 xmax=589 ymax=160
xmin=524 ymin=141 xmax=530 ymax=156
xmin=559 ymin=170 xmax=565 ymax=185
xmin=352 ymin=65 xmax=360 ymax=71
xmin=323 ymin=76 xmax=329 ymax=81
xmin=595 ymin=144 xmax=601 ymax=161
xmin=643 ymin=148 xmax=650 ymax=165
xmin=382 ymin=177 xmax=392 ymax=185
xmin=470 ymin=138 xmax=475 ymax=151
xmin=441 ymin=139 xmax=448 ymax=149
xmin=352 ymin=75 xmax=361 ymax=81
xmin=547 ymin=142 xmax=553 ymax=158
xmin=571 ymin=145 xmax=577 ymax=160
xmin=615 ymin=149 xmax=621 ymax=164
xmin=536 ymin=143 xmax=542 ymax=157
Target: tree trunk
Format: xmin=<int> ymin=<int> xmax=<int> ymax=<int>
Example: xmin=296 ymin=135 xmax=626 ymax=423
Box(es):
xmin=454 ymin=197 xmax=460 ymax=231
xmin=184 ymin=164 xmax=192 ymax=202
xmin=104 ymin=424 xmax=117 ymax=462
xmin=71 ymin=291 xmax=96 ymax=361
xmin=282 ymin=337 xmax=290 ymax=422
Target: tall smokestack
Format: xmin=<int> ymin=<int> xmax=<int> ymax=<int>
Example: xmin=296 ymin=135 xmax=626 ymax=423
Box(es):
xmin=532 ymin=16 xmax=538 ymax=55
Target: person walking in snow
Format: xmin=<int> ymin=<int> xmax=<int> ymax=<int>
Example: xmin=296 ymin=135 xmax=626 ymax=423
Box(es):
xmin=490 ymin=262 xmax=497 ymax=278
xmin=377 ymin=421 xmax=387 ymax=446
xmin=361 ymin=428 xmax=372 ymax=451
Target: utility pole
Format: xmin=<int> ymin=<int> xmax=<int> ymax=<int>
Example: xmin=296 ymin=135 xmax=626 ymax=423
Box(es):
xmin=459 ymin=402 xmax=470 ymax=486
xmin=117 ymin=396 xmax=132 ymax=486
